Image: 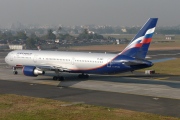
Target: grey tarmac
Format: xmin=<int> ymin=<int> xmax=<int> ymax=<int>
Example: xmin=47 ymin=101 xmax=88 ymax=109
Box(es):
xmin=0 ymin=50 xmax=180 ymax=117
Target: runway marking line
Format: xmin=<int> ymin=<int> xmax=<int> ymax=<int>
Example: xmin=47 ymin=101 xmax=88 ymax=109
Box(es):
xmin=123 ymin=76 xmax=171 ymax=81
xmin=154 ymin=77 xmax=170 ymax=80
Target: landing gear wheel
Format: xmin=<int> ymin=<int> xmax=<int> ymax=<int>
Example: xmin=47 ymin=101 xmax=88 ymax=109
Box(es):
xmin=53 ymin=76 xmax=58 ymax=80
xmin=78 ymin=74 xmax=82 ymax=78
xmin=53 ymin=76 xmax=65 ymax=81
xmin=85 ymin=74 xmax=89 ymax=78
xmin=58 ymin=76 xmax=65 ymax=81
xmin=78 ymin=74 xmax=89 ymax=79
xmin=13 ymin=71 xmax=18 ymax=75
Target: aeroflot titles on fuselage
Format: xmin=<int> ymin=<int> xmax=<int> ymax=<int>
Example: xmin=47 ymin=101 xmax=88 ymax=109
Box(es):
xmin=17 ymin=52 xmax=32 ymax=55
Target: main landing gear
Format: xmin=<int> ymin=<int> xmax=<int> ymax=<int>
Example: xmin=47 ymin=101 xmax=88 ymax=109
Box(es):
xmin=78 ymin=73 xmax=89 ymax=79
xmin=53 ymin=73 xmax=89 ymax=81
xmin=53 ymin=76 xmax=65 ymax=81
xmin=53 ymin=70 xmax=65 ymax=81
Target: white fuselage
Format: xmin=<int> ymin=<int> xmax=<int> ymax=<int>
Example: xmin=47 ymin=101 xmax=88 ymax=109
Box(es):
xmin=5 ymin=50 xmax=117 ymax=71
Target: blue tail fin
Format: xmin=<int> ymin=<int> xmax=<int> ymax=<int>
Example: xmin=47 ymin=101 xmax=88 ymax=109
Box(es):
xmin=120 ymin=18 xmax=158 ymax=59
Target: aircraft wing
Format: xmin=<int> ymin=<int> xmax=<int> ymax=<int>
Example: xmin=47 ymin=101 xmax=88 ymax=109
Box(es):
xmin=36 ymin=64 xmax=72 ymax=72
xmin=150 ymin=58 xmax=176 ymax=63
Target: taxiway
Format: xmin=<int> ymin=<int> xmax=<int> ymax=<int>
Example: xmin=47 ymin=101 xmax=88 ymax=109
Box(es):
xmin=0 ymin=50 xmax=180 ymax=117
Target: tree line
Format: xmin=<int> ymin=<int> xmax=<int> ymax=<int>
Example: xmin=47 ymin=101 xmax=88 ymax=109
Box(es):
xmin=0 ymin=29 xmax=106 ymax=49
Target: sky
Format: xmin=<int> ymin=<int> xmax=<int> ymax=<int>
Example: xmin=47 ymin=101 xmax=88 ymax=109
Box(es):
xmin=0 ymin=0 xmax=179 ymax=27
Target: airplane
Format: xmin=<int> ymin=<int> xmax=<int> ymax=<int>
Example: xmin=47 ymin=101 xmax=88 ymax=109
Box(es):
xmin=5 ymin=18 xmax=164 ymax=81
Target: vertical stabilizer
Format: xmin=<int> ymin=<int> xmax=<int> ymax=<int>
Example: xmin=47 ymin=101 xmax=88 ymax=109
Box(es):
xmin=120 ymin=18 xmax=158 ymax=59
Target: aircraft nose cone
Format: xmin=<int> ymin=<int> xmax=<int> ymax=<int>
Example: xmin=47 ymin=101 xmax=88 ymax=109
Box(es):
xmin=5 ymin=55 xmax=8 ymax=63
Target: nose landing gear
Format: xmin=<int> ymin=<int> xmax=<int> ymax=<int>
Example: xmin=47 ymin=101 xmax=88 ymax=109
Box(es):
xmin=13 ymin=67 xmax=18 ymax=75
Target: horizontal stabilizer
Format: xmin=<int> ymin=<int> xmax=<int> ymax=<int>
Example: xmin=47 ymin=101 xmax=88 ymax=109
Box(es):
xmin=121 ymin=59 xmax=150 ymax=66
xmin=150 ymin=58 xmax=176 ymax=63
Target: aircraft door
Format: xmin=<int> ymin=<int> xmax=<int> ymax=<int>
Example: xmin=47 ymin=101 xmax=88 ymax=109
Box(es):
xmin=10 ymin=53 xmax=14 ymax=61
xmin=71 ymin=58 xmax=75 ymax=65
xmin=33 ymin=55 xmax=38 ymax=63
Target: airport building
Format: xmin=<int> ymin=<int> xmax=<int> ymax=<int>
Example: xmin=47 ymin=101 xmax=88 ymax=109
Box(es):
xmin=165 ymin=35 xmax=175 ymax=40
xmin=0 ymin=44 xmax=9 ymax=49
xmin=8 ymin=45 xmax=25 ymax=50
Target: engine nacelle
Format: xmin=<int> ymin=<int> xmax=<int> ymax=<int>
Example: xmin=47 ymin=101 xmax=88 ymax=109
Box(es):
xmin=23 ymin=66 xmax=45 ymax=77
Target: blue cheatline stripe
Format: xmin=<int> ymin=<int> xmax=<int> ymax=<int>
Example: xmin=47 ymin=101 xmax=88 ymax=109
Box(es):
xmin=144 ymin=33 xmax=154 ymax=38
xmin=132 ymin=18 xmax=158 ymax=41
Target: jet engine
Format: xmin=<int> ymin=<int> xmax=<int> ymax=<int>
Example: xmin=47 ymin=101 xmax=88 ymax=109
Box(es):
xmin=23 ymin=66 xmax=45 ymax=77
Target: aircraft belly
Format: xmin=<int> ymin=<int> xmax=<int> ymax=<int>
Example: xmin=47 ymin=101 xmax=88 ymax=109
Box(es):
xmin=70 ymin=62 xmax=130 ymax=74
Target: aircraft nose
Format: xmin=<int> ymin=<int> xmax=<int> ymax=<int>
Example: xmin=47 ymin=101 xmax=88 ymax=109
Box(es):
xmin=5 ymin=55 xmax=8 ymax=63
